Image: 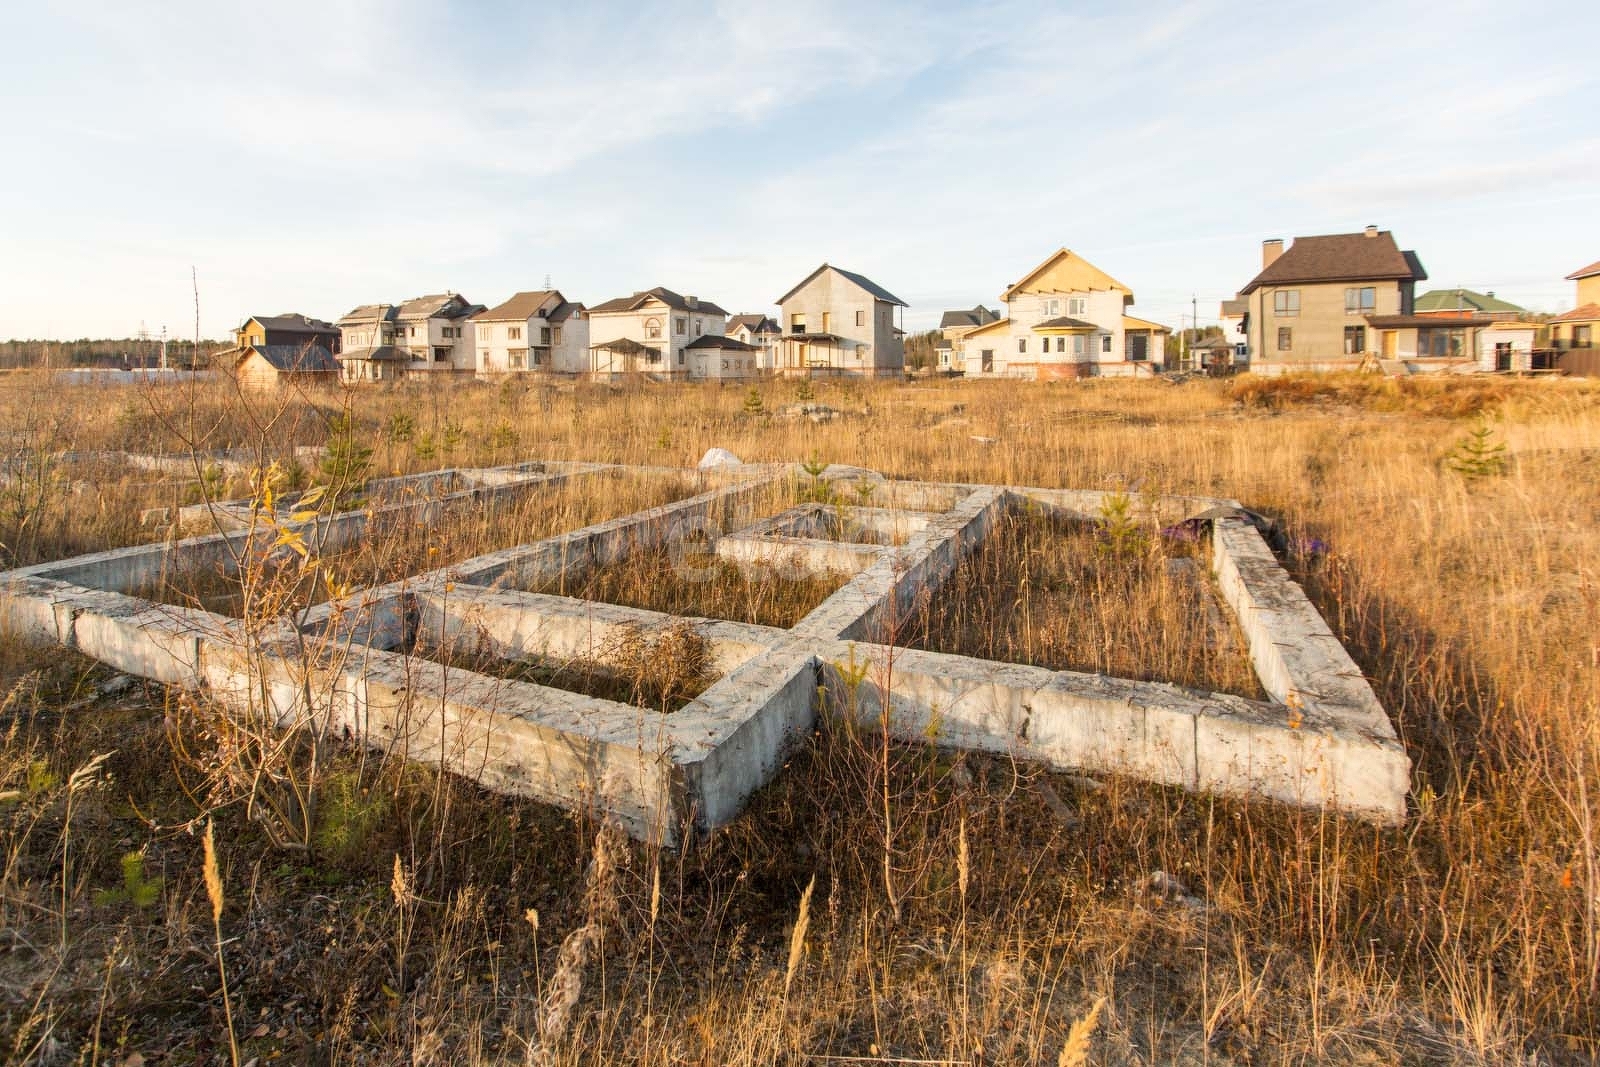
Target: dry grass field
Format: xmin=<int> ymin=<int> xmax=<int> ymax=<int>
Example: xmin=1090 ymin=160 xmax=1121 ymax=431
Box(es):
xmin=3 ymin=369 xmax=1600 ymax=1064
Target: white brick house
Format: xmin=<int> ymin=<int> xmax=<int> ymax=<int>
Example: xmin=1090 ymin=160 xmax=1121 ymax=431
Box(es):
xmin=586 ymin=287 xmax=728 ymax=378
xmin=473 ymin=290 xmax=588 ymax=376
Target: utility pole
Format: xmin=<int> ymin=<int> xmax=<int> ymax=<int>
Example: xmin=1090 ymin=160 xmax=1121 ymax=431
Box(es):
xmin=1192 ymin=293 xmax=1199 ymax=370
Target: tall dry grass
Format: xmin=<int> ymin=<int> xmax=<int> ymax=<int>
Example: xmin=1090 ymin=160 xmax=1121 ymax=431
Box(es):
xmin=1 ymin=369 xmax=1598 ymax=1062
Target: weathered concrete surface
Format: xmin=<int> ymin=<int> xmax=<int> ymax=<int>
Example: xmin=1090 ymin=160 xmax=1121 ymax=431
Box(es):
xmin=0 ymin=458 xmax=1411 ymax=839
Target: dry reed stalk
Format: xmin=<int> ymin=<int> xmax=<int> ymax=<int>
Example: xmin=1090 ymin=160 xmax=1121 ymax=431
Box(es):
xmin=785 ymin=873 xmax=816 ymax=998
xmin=202 ymin=819 xmax=240 ymax=1067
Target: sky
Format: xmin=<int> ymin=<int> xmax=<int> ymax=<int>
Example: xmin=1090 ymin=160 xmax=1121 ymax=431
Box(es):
xmin=2 ymin=0 xmax=1598 ymax=341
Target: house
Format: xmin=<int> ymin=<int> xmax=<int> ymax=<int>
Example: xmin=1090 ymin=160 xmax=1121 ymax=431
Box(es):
xmin=1549 ymin=260 xmax=1600 ymax=365
xmin=1414 ymin=288 xmax=1525 ymax=320
xmin=1238 ymin=227 xmax=1426 ymax=371
xmin=1184 ymin=334 xmax=1236 ymax=373
xmin=726 ymin=314 xmax=781 ymax=372
xmin=225 ymin=313 xmax=342 ymax=388
xmin=684 ymin=335 xmax=763 ymax=381
xmin=961 ymin=248 xmax=1162 ymax=379
xmin=773 ymin=264 xmax=907 ymax=378
xmin=934 ymin=338 xmax=954 ymax=373
xmin=473 ymin=290 xmax=588 ymax=376
xmin=1219 ymin=297 xmax=1250 ymax=363
xmin=1479 ymin=321 xmax=1540 ymax=373
xmin=1363 ymin=314 xmax=1492 ymax=369
xmin=938 ymin=305 xmax=999 ymax=372
xmin=586 ymin=287 xmax=729 ymax=378
xmin=336 ymin=293 xmax=483 ymax=382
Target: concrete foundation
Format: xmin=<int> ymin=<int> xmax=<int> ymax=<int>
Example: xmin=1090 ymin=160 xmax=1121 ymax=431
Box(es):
xmin=0 ymin=458 xmax=1411 ymax=842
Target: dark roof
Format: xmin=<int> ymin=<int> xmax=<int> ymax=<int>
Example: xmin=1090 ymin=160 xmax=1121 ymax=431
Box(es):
xmin=1567 ymin=260 xmax=1600 ymax=281
xmin=587 ymin=287 xmax=729 ymax=317
xmin=589 ymin=337 xmax=661 ymax=355
xmin=728 ymin=313 xmax=780 ymax=334
xmin=1241 ymin=231 xmax=1427 ymax=294
xmin=336 ymin=345 xmax=409 ymax=362
xmin=1187 ymin=335 xmax=1235 ymax=350
xmin=1032 ymin=316 xmax=1099 ymax=330
xmin=776 ymin=264 xmax=908 ymax=307
xmin=396 ymin=293 xmax=480 ymax=321
xmin=475 ymin=290 xmax=559 ymax=321
xmin=1414 ymin=288 xmax=1525 ymax=314
xmin=939 ymin=305 xmax=999 ymax=329
xmin=1219 ymin=298 xmax=1248 ymax=317
xmin=246 ymin=313 xmax=338 ymax=335
xmin=547 ymin=300 xmax=584 ymax=323
xmin=783 ymin=331 xmax=849 ymax=343
xmin=243 ymin=344 xmax=338 ymax=373
xmin=1364 ymin=314 xmax=1493 ymax=328
xmin=1551 ymin=302 xmax=1600 ymax=324
xmin=337 ymin=303 xmax=397 ymax=326
xmin=934 ymin=339 xmax=953 ymax=350
xmin=685 ymin=334 xmax=758 ymax=351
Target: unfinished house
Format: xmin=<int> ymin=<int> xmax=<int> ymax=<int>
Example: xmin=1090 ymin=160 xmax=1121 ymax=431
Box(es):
xmin=726 ymin=314 xmax=781 ymax=372
xmin=225 ymin=313 xmax=341 ymax=389
xmin=961 ymin=249 xmax=1164 ymax=379
xmin=586 ymin=287 xmax=729 ymax=379
xmin=774 ymin=264 xmax=907 ymax=378
xmin=473 ymin=290 xmax=588 ymax=377
xmin=336 ymin=293 xmax=484 ymax=383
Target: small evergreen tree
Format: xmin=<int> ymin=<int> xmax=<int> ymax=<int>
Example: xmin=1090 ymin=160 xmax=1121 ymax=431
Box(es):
xmin=1447 ymin=419 xmax=1508 ymax=479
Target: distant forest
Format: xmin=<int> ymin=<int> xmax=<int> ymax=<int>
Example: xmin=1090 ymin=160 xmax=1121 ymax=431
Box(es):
xmin=0 ymin=338 xmax=229 ymax=370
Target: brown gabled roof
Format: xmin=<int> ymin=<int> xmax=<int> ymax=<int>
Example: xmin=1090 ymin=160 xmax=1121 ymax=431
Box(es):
xmin=1365 ymin=314 xmax=1492 ymax=329
xmin=245 ymin=313 xmax=338 ymax=335
xmin=589 ymin=337 xmax=660 ymax=355
xmin=939 ymin=305 xmax=999 ymax=329
xmin=1241 ymin=231 xmax=1427 ymax=294
xmin=336 ymin=303 xmax=396 ymax=327
xmin=242 ymin=343 xmax=339 ymax=373
xmin=685 ymin=334 xmax=759 ymax=351
xmin=474 ymin=290 xmax=560 ymax=322
xmin=1566 ymin=260 xmax=1600 ymax=281
xmin=588 ymin=287 xmax=729 ymax=317
xmin=1031 ymin=316 xmax=1099 ymax=331
xmin=547 ymin=300 xmax=584 ymax=322
xmin=1550 ymin=302 xmax=1600 ymax=324
xmin=396 ymin=293 xmax=480 ymax=321
xmin=728 ymin=313 xmax=780 ymax=335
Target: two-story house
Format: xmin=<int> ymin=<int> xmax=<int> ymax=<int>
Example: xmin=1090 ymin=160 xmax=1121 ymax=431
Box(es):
xmin=227 ymin=313 xmax=341 ymax=388
xmin=586 ymin=287 xmax=729 ymax=378
xmin=958 ymin=249 xmax=1164 ymax=379
xmin=1219 ymin=297 xmax=1250 ymax=364
xmin=336 ymin=293 xmax=483 ymax=382
xmin=473 ymin=290 xmax=588 ymax=376
xmin=1239 ymin=227 xmax=1427 ymax=371
xmin=1550 ymin=259 xmax=1600 ymax=360
xmin=774 ymin=264 xmax=907 ymax=378
xmin=938 ymin=305 xmax=998 ymax=373
xmin=726 ymin=314 xmax=781 ymax=372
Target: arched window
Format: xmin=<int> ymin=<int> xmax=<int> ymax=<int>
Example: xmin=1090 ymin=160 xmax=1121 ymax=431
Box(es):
xmin=644 ymin=318 xmax=662 ymax=340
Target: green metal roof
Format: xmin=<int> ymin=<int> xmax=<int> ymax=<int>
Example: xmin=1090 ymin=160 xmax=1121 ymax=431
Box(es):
xmin=1413 ymin=288 xmax=1524 ymax=314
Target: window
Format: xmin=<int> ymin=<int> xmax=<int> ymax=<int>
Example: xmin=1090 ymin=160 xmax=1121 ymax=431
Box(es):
xmin=1277 ymin=327 xmax=1293 ymax=351
xmin=1101 ymin=335 xmax=1112 ymax=353
xmin=508 ymin=349 xmax=526 ymax=370
xmin=1072 ymin=335 xmax=1085 ymax=356
xmin=1343 ymin=326 xmax=1366 ymax=355
xmin=1044 ymin=299 xmax=1059 ymax=316
xmin=479 ymin=349 xmax=489 ymax=364
xmin=721 ymin=359 xmax=729 ymax=371
xmin=1345 ymin=287 xmax=1376 ymax=314
xmin=1418 ymin=328 xmax=1465 ymax=358
xmin=553 ymin=326 xmax=562 ymax=344
xmin=409 ymin=326 xmax=416 ymax=338
xmin=540 ymin=327 xmax=551 ymax=345
xmin=644 ymin=318 xmax=662 ymax=340
xmin=675 ymin=317 xmax=686 ymax=335
xmin=1056 ymin=337 xmax=1065 ymax=353
xmin=1274 ymin=291 xmax=1300 ymax=317
xmin=791 ymin=314 xmax=806 ymax=333
xmin=508 ymin=326 xmax=522 ymax=341
xmin=855 ymin=310 xmax=865 ymax=327
xmin=1018 ymin=338 xmax=1027 ymax=354
xmin=533 ymin=350 xmax=546 ymax=366
xmin=821 ymin=312 xmax=831 ymax=333
xmin=1068 ymin=297 xmax=1086 ymax=316
xmin=981 ymin=349 xmax=994 ymax=372
xmin=433 ymin=346 xmax=450 ymax=362
xmin=1576 ymin=325 xmax=1594 ymax=349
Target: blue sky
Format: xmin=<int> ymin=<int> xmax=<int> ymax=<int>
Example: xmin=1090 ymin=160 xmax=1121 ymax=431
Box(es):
xmin=2 ymin=0 xmax=1597 ymax=341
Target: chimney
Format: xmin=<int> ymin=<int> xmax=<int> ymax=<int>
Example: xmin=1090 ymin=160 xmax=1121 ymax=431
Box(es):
xmin=1262 ymin=239 xmax=1284 ymax=269
xmin=1364 ymin=225 xmax=1378 ymax=237
xmin=686 ymin=295 xmax=699 ymax=309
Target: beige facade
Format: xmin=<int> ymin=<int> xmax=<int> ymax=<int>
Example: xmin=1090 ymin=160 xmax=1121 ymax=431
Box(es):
xmin=337 ymin=293 xmax=482 ymax=382
xmin=962 ymin=249 xmax=1159 ymax=379
xmin=473 ymin=291 xmax=588 ymax=376
xmin=774 ymin=264 xmax=906 ymax=378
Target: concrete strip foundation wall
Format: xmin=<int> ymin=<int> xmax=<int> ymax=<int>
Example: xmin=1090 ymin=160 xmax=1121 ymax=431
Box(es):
xmin=0 ymin=457 xmax=1411 ymax=841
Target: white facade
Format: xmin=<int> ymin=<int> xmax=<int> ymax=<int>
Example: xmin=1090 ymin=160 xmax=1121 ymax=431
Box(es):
xmin=1478 ymin=323 xmax=1538 ymax=372
xmin=965 ymin=289 xmax=1128 ymax=379
xmin=587 ymin=292 xmax=727 ymax=376
xmin=474 ymin=292 xmax=589 ymax=376
xmin=686 ymin=341 xmax=762 ymax=381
